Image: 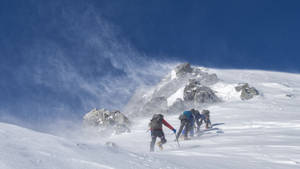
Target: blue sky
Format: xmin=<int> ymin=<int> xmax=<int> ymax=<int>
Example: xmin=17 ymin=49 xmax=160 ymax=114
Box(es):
xmin=94 ymin=0 xmax=300 ymax=71
xmin=0 ymin=0 xmax=299 ymax=128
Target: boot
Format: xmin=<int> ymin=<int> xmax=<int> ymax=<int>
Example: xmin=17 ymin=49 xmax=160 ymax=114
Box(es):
xmin=157 ymin=141 xmax=163 ymax=150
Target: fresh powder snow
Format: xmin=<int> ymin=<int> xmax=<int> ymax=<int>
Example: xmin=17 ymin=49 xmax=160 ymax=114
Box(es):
xmin=1 ymin=68 xmax=300 ymax=169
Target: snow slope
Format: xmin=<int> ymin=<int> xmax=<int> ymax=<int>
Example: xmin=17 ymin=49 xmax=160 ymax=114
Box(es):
xmin=0 ymin=122 xmax=183 ymax=169
xmin=1 ymin=68 xmax=300 ymax=169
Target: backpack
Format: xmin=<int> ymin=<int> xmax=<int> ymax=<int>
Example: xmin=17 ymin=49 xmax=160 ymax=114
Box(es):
xmin=179 ymin=111 xmax=194 ymax=123
xmin=149 ymin=114 xmax=164 ymax=130
xmin=202 ymin=109 xmax=210 ymax=116
xmin=183 ymin=111 xmax=193 ymax=120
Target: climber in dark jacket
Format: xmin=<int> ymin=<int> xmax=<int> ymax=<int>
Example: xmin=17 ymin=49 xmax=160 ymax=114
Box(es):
xmin=192 ymin=109 xmax=212 ymax=132
xmin=149 ymin=114 xmax=176 ymax=152
xmin=200 ymin=109 xmax=212 ymax=129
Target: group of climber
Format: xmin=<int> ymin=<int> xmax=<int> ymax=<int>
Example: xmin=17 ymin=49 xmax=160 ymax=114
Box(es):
xmin=148 ymin=109 xmax=212 ymax=152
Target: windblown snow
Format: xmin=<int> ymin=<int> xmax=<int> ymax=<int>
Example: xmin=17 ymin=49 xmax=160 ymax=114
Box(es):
xmin=167 ymin=87 xmax=184 ymax=106
xmin=1 ymin=67 xmax=300 ymax=169
xmin=211 ymin=82 xmax=241 ymax=101
xmin=171 ymin=70 xmax=177 ymax=80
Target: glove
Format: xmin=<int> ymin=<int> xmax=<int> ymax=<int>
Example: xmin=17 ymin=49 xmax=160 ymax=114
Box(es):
xmin=173 ymin=129 xmax=176 ymax=134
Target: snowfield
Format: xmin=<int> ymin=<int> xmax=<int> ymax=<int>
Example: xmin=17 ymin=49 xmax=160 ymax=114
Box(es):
xmin=1 ymin=68 xmax=300 ymax=169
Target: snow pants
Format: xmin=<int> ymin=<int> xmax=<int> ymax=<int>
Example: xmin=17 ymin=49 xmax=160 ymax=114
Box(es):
xmin=150 ymin=130 xmax=166 ymax=152
xmin=182 ymin=124 xmax=194 ymax=137
xmin=176 ymin=120 xmax=193 ymax=140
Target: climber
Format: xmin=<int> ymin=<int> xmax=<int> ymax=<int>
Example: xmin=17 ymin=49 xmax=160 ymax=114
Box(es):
xmin=176 ymin=109 xmax=195 ymax=140
xmin=191 ymin=109 xmax=202 ymax=133
xmin=149 ymin=114 xmax=176 ymax=152
xmin=200 ymin=109 xmax=212 ymax=129
xmin=192 ymin=109 xmax=212 ymax=133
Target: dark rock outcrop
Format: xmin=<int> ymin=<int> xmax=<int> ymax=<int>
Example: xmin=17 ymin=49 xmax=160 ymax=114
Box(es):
xmin=83 ymin=108 xmax=131 ymax=134
xmin=184 ymin=79 xmax=220 ymax=104
xmin=123 ymin=62 xmax=220 ymax=116
xmin=235 ymin=83 xmax=259 ymax=100
xmin=175 ymin=63 xmax=193 ymax=76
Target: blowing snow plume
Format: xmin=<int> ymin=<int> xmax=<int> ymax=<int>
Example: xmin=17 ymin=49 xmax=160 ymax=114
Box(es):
xmin=0 ymin=2 xmax=176 ymax=131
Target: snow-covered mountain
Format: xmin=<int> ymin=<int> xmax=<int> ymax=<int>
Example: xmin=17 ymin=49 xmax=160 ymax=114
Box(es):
xmin=1 ymin=65 xmax=300 ymax=169
xmin=124 ymin=63 xmax=221 ymax=116
xmin=123 ymin=63 xmax=258 ymax=117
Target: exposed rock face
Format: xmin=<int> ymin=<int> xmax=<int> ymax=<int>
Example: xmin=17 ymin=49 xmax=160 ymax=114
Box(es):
xmin=83 ymin=108 xmax=130 ymax=134
xmin=175 ymin=63 xmax=193 ymax=76
xmin=184 ymin=79 xmax=220 ymax=104
xmin=124 ymin=63 xmax=220 ymax=116
xmin=235 ymin=83 xmax=259 ymax=100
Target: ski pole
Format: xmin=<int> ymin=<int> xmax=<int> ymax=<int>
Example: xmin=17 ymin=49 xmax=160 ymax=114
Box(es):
xmin=174 ymin=133 xmax=180 ymax=148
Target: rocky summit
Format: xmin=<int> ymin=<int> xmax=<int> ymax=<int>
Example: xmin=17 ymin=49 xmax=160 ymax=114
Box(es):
xmin=124 ymin=63 xmax=221 ymax=116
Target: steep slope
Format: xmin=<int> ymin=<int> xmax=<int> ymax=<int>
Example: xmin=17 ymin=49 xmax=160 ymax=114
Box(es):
xmin=0 ymin=122 xmax=185 ymax=169
xmin=108 ymin=68 xmax=300 ymax=169
xmin=1 ymin=67 xmax=300 ymax=169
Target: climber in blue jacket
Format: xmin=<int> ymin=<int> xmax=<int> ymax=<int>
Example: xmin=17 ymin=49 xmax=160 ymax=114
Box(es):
xmin=176 ymin=109 xmax=195 ymax=140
